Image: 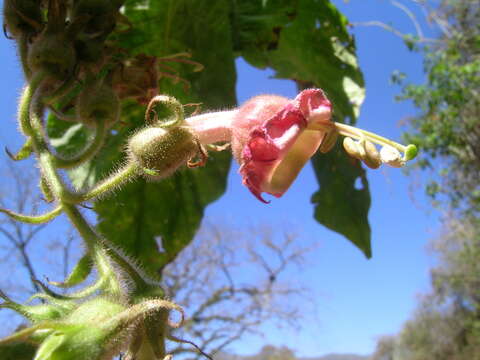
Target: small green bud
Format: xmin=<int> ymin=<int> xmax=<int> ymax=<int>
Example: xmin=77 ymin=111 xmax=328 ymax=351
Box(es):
xmin=128 ymin=127 xmax=199 ymax=180
xmin=404 ymin=144 xmax=418 ymax=161
xmin=28 ymin=298 xmax=127 ymax=360
xmin=76 ymin=82 xmax=120 ymax=129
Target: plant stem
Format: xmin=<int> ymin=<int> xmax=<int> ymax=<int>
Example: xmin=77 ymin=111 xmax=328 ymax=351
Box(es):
xmin=18 ymin=72 xmax=46 ymax=136
xmin=66 ymin=163 xmax=140 ymax=203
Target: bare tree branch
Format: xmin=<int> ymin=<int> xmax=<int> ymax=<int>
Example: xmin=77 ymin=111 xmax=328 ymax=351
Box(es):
xmin=162 ymin=222 xmax=314 ymax=359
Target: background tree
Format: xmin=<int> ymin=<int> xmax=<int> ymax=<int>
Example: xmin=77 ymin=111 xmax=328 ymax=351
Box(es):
xmin=0 ymin=160 xmax=312 ymax=358
xmin=164 ymin=224 xmax=312 ymax=359
xmin=369 ymin=1 xmax=480 ymax=358
xmin=396 ymin=0 xmax=480 ymax=213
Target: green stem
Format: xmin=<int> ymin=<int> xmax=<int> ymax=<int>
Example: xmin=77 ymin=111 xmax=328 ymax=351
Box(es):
xmin=42 ymin=76 xmax=77 ymax=105
xmin=63 ymin=204 xmax=154 ymax=296
xmin=18 ymin=72 xmax=46 ymax=136
xmin=64 ymin=162 xmax=140 ymax=204
xmin=25 ymin=72 xmax=153 ymax=300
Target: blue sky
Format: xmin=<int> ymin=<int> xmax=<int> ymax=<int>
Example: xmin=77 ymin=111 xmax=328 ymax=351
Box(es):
xmin=0 ymin=0 xmax=440 ymax=357
xmin=209 ymin=0 xmax=439 ymax=356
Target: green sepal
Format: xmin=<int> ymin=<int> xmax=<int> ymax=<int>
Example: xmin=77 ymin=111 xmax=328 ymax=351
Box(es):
xmin=48 ymin=254 xmax=92 ymax=288
xmin=33 ymin=331 xmax=65 ymax=360
xmin=5 ymin=138 xmax=33 ymax=161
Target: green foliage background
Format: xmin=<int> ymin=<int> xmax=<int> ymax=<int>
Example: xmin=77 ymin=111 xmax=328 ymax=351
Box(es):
xmin=47 ymin=0 xmax=369 ymax=277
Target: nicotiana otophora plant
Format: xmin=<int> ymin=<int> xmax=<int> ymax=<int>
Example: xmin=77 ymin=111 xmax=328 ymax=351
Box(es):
xmin=0 ymin=1 xmax=417 ymax=359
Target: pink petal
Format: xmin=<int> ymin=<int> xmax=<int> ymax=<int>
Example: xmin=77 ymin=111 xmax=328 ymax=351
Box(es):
xmin=234 ymin=89 xmax=332 ymax=202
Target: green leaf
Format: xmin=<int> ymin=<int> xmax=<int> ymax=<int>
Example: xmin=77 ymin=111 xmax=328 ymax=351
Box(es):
xmin=93 ymin=0 xmax=235 ymax=274
xmin=233 ymin=0 xmax=365 ymax=124
xmin=311 ymin=144 xmax=372 ymax=258
xmin=233 ymin=0 xmax=371 ymax=255
xmin=95 ymin=152 xmax=231 ymax=273
xmin=0 ymin=342 xmax=37 ymax=360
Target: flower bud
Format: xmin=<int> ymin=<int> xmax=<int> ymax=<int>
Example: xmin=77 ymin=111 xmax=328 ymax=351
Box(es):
xmin=0 ymin=290 xmax=72 ymax=323
xmin=404 ymin=144 xmax=418 ymax=161
xmin=128 ymin=127 xmax=198 ymax=180
xmin=32 ymin=298 xmax=127 ymax=360
xmin=318 ymin=130 xmax=338 ymax=153
xmin=76 ymin=82 xmax=120 ymax=129
xmin=28 ymin=32 xmax=76 ymax=81
xmin=362 ymin=140 xmax=381 ymax=169
xmin=343 ymin=137 xmax=362 ymax=160
xmin=70 ymin=0 xmax=119 ymax=37
xmin=3 ymin=0 xmax=43 ymax=38
xmin=380 ymin=145 xmax=404 ymax=167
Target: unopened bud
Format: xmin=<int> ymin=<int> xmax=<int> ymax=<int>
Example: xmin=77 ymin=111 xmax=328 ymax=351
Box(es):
xmin=3 ymin=0 xmax=42 ymax=38
xmin=343 ymin=137 xmax=362 ymax=160
xmin=404 ymin=144 xmax=418 ymax=161
xmin=319 ymin=130 xmax=338 ymax=153
xmin=128 ymin=127 xmax=199 ymax=180
xmin=380 ymin=145 xmax=404 ymax=167
xmin=362 ymin=140 xmax=381 ymax=169
xmin=28 ymin=32 xmax=76 ymax=81
xmin=76 ymin=82 xmax=120 ymax=129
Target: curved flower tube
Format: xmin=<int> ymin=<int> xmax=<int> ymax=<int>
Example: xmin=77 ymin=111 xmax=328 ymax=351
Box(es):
xmin=185 ymin=88 xmax=417 ymax=203
xmin=231 ymin=89 xmax=332 ymax=202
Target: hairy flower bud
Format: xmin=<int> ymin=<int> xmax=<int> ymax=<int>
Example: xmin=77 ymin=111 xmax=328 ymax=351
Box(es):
xmin=70 ymin=0 xmax=120 ymax=37
xmin=3 ymin=0 xmax=43 ymax=38
xmin=76 ymin=82 xmax=120 ymax=128
xmin=128 ymin=127 xmax=199 ymax=180
xmin=28 ymin=32 xmax=76 ymax=80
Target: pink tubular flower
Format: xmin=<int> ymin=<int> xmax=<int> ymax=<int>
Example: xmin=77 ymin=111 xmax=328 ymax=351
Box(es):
xmin=186 ymin=89 xmax=333 ymax=202
xmin=232 ymin=89 xmax=332 ymax=202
